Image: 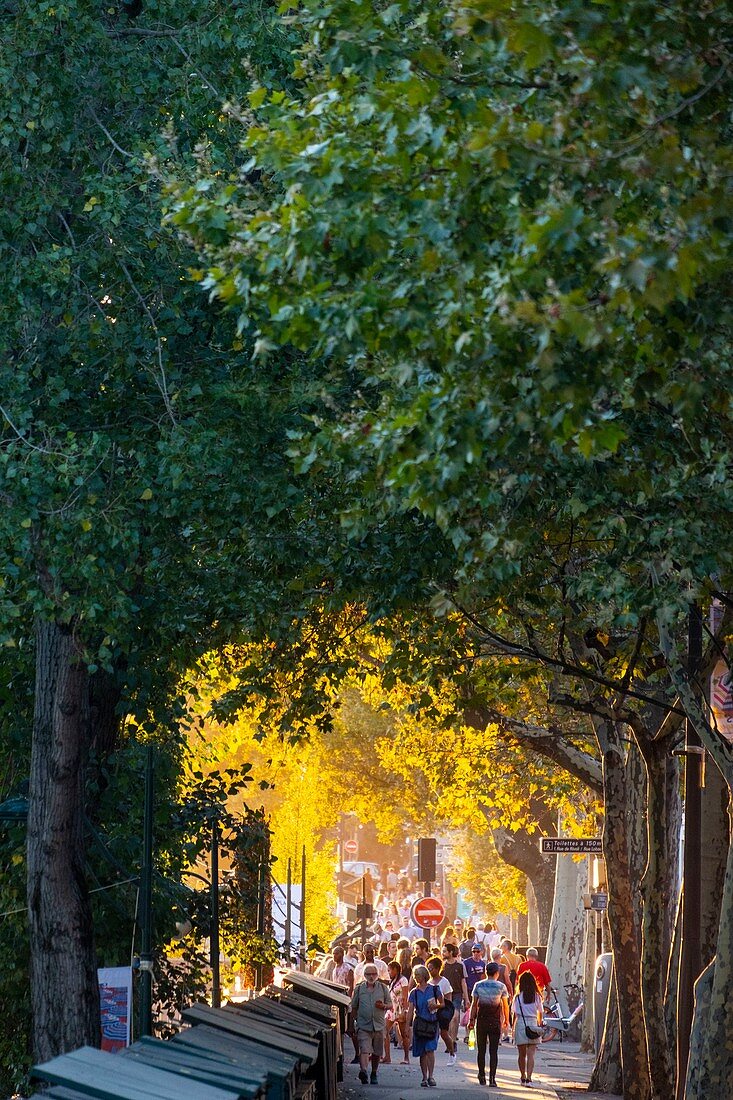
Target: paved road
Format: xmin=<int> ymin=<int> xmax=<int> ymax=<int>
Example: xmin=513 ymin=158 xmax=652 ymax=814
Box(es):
xmin=340 ymin=1037 xmax=607 ymax=1099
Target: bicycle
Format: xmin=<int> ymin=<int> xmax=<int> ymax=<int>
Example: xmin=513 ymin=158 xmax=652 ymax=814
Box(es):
xmin=541 ymin=985 xmax=584 ymax=1042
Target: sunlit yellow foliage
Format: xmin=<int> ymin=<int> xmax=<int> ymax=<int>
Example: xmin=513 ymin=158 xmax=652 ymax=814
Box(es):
xmin=182 ymin=612 xmax=600 ymax=939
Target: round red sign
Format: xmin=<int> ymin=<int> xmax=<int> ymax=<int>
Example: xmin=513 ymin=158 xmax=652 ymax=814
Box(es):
xmin=411 ymin=896 xmax=446 ymax=929
xmin=343 ymin=839 xmax=358 ymax=855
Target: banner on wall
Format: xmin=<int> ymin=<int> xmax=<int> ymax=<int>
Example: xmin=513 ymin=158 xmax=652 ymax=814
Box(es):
xmin=98 ymin=966 xmax=132 ymax=1052
xmin=710 ymin=599 xmax=733 ymax=745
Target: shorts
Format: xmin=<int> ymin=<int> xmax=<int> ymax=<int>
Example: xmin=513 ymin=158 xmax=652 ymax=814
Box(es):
xmin=357 ymin=1029 xmax=384 ymax=1055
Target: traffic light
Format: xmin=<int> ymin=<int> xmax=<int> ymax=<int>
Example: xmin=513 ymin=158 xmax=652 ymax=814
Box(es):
xmin=417 ymin=837 xmax=437 ymax=883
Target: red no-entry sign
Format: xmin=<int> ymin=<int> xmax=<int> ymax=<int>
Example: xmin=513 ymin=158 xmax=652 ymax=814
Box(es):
xmin=411 ymin=896 xmax=446 ymax=929
xmin=343 ymin=839 xmax=358 ymax=854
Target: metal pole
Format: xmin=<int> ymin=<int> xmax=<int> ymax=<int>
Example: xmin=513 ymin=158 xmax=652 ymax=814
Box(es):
xmin=676 ymin=603 xmax=703 ymax=1099
xmin=139 ymin=744 xmax=154 ymax=1037
xmin=284 ymin=857 xmax=292 ymax=966
xmin=424 ymin=880 xmax=431 ymax=948
xmin=361 ymin=874 xmax=367 ymax=944
xmin=300 ymin=845 xmax=307 ymax=971
xmin=211 ymin=818 xmax=220 ymax=1008
xmin=255 ymin=853 xmax=266 ymax=990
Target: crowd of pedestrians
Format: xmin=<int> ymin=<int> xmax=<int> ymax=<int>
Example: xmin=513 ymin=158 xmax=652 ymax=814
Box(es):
xmin=316 ymin=910 xmax=553 ymax=1089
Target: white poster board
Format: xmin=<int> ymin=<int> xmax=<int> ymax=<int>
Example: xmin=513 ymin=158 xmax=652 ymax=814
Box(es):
xmin=98 ymin=966 xmax=133 ymax=1051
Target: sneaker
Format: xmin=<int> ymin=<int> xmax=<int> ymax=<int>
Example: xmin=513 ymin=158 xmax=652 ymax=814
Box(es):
xmin=358 ymin=1070 xmax=368 ymax=1084
xmin=428 ymin=1078 xmax=437 ymax=1087
xmin=446 ymin=1054 xmax=456 ymax=1066
xmin=370 ymin=1073 xmax=378 ymax=1085
xmin=421 ymin=1081 xmax=429 ymax=1088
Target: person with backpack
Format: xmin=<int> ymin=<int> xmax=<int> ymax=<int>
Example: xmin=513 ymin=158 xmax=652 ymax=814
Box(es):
xmin=427 ymin=956 xmax=458 ymax=1066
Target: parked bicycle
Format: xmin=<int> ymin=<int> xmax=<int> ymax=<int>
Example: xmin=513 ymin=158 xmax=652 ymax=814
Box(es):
xmin=542 ymin=984 xmax=584 ymax=1042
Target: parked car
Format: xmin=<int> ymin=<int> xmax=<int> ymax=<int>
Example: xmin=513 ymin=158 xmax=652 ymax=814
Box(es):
xmin=341 ymin=860 xmax=380 ymax=880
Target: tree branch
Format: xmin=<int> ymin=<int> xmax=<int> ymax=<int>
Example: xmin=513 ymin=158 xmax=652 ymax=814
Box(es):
xmin=450 ymin=600 xmax=686 ymax=717
xmin=466 ymin=703 xmax=603 ymax=795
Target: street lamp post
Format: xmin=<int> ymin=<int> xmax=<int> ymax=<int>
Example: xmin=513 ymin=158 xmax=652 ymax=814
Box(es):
xmin=210 ymin=817 xmax=220 ymax=1008
xmin=138 ymin=745 xmax=155 ymax=1037
xmin=676 ymin=605 xmax=704 ymax=1099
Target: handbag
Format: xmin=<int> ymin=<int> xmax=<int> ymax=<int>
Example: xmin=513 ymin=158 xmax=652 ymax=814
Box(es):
xmin=414 ymin=1014 xmax=439 ymax=1039
xmin=517 ymin=996 xmax=542 ymax=1040
xmin=433 ymin=985 xmax=455 ymax=1027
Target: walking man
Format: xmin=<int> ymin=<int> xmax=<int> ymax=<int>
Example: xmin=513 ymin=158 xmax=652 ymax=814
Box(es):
xmin=517 ymin=947 xmax=552 ymax=994
xmin=356 ymin=942 xmax=390 ymax=981
xmin=469 ymin=961 xmax=509 ymax=1087
xmin=351 ymin=964 xmax=391 ymax=1085
xmin=441 ymin=943 xmax=469 ymax=1053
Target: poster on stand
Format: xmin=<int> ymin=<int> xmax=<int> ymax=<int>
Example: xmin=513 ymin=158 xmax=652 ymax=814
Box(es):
xmin=710 ymin=599 xmax=733 ymax=745
xmin=98 ymin=966 xmax=132 ymax=1051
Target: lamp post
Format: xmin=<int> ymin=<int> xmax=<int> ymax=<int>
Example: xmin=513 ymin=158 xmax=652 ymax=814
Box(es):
xmin=138 ymin=745 xmax=155 ymax=1037
xmin=676 ymin=605 xmax=704 ymax=1099
xmin=210 ymin=817 xmax=220 ymax=1008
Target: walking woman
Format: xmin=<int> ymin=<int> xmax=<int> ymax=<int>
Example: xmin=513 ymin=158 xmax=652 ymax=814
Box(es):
xmin=440 ymin=924 xmax=459 ymax=948
xmin=407 ymin=964 xmax=442 ymax=1087
xmin=386 ymin=959 xmax=410 ymax=1064
xmin=469 ymin=961 xmax=509 ymax=1086
xmin=512 ymin=971 xmax=544 ymax=1087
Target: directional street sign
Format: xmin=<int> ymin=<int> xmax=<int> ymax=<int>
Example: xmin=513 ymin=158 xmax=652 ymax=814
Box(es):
xmin=411 ymin=896 xmax=446 ymax=929
xmin=343 ymin=839 xmax=358 ymax=854
xmin=540 ymin=837 xmax=603 ymax=854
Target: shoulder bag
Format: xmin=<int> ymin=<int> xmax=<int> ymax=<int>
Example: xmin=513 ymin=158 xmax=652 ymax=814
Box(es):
xmin=434 ymin=984 xmax=455 ymax=1027
xmin=517 ymin=995 xmax=542 ymax=1040
xmin=412 ymin=990 xmax=439 ymax=1040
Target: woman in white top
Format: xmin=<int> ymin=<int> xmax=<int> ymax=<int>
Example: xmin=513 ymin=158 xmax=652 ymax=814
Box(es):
xmin=385 ymin=960 xmax=410 ymax=1064
xmin=427 ymin=957 xmax=457 ymax=1066
xmin=512 ymin=972 xmax=544 ymax=1087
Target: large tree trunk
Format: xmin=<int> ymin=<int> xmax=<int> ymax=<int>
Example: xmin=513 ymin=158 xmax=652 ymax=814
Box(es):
xmin=545 ymin=846 xmax=587 ymax=1015
xmin=589 ymin=971 xmax=623 ymax=1094
xmin=492 ymin=823 xmax=555 ymax=941
xmin=637 ymin=736 xmax=676 ymax=1100
xmin=581 ymin=901 xmax=597 ymax=1053
xmin=517 ymin=906 xmax=528 ymax=945
xmin=602 ymin=742 xmax=652 ymax=1100
xmin=684 ymin=962 xmax=714 ymax=1099
xmin=27 ymin=620 xmax=100 ymax=1061
xmin=483 ymin=797 xmax=556 ymax=943
xmin=690 ymin=788 xmax=733 ymax=1095
xmin=699 ymin=756 xmax=729 ymax=966
xmin=525 ymin=879 xmax=539 ymax=945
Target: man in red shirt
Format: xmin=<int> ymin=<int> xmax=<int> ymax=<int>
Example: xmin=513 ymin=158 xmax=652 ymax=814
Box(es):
xmin=516 ymin=948 xmax=552 ymax=993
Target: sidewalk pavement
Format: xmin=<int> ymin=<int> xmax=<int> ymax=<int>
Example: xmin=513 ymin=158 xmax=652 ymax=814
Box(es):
xmin=340 ymin=1038 xmax=622 ymax=1100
